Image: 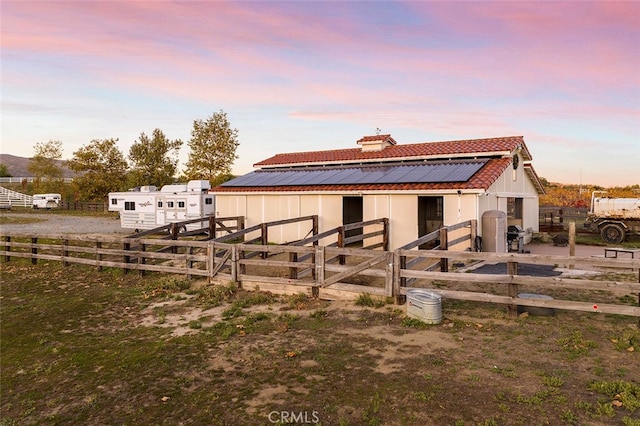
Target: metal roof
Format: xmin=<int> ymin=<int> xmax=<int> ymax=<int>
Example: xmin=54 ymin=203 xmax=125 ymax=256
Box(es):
xmin=221 ymin=160 xmax=488 ymax=188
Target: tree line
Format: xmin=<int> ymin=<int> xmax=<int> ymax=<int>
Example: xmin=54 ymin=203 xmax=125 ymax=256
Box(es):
xmin=2 ymin=110 xmax=239 ymax=202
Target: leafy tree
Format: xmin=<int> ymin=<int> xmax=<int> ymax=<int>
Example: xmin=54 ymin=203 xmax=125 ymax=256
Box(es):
xmin=28 ymin=140 xmax=64 ymax=192
xmin=0 ymin=164 xmax=12 ymax=177
xmin=183 ymin=110 xmax=239 ymax=183
xmin=67 ymin=138 xmax=128 ymax=201
xmin=128 ymin=129 xmax=182 ymax=188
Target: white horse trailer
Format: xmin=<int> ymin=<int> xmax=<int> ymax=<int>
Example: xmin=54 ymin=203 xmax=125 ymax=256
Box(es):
xmin=32 ymin=193 xmax=62 ymax=209
xmin=108 ymin=180 xmax=214 ymax=232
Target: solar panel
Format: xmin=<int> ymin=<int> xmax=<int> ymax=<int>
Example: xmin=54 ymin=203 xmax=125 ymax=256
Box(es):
xmin=221 ymin=160 xmax=488 ymax=188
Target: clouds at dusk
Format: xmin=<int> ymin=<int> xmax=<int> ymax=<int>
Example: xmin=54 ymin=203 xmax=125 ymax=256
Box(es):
xmin=1 ymin=1 xmax=638 ymax=186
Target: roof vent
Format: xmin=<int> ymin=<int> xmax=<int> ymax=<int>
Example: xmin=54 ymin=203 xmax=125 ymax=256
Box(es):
xmin=356 ymin=134 xmax=397 ymax=152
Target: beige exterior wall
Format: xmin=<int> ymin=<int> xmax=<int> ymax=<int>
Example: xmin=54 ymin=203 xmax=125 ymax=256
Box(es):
xmin=482 ymin=153 xmax=540 ymax=235
xmin=212 ymin=153 xmax=540 ymax=249
xmin=389 ymin=194 xmax=418 ymax=250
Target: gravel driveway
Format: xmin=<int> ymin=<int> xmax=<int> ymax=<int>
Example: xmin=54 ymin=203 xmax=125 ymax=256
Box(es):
xmin=0 ymin=213 xmax=130 ymax=236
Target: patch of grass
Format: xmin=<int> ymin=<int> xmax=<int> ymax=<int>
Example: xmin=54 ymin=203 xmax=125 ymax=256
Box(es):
xmin=284 ymin=292 xmax=312 ymax=309
xmin=355 ymin=293 xmax=386 ymax=308
xmin=623 ymin=416 xmax=640 ymax=426
xmin=588 ymin=380 xmax=640 ymax=413
xmin=400 ymin=317 xmax=426 ymax=328
xmin=0 ymin=215 xmax=46 ymax=225
xmin=221 ymin=303 xmax=244 ymax=320
xmin=542 ymin=375 xmax=565 ymax=388
xmin=142 ymin=276 xmax=191 ymax=299
xmin=310 ymin=309 xmax=328 ymax=319
xmin=188 ymin=320 xmax=202 ymax=329
xmin=556 ymin=330 xmax=598 ymax=360
xmin=492 ymin=365 xmax=517 ymax=378
xmin=560 ymin=409 xmax=580 ymax=425
xmin=610 ymin=328 xmax=639 ymax=351
xmin=195 ymin=282 xmax=237 ymax=307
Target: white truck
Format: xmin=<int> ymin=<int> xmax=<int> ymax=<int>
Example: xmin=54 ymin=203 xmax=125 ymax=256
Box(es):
xmin=108 ymin=180 xmax=214 ymax=232
xmin=584 ymin=191 xmax=640 ymax=244
xmin=32 ymin=193 xmax=62 ymax=209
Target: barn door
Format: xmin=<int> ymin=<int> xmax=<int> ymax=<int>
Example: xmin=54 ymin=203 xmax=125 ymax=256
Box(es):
xmin=418 ymin=196 xmax=443 ymax=248
xmin=343 ymin=196 xmax=363 ymax=243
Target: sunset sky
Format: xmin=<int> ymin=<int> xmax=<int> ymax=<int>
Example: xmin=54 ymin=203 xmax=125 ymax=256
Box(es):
xmin=1 ymin=1 xmax=638 ymax=187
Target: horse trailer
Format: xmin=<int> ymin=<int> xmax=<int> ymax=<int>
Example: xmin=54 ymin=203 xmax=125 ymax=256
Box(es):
xmin=108 ymin=180 xmax=214 ymax=232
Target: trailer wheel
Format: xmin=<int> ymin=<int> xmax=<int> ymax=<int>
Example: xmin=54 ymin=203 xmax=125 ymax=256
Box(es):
xmin=600 ymin=223 xmax=625 ymax=244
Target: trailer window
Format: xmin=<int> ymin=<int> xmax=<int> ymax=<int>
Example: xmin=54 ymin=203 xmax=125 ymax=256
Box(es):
xmin=124 ymin=201 xmax=135 ymax=211
xmin=167 ymin=201 xmax=174 ymax=208
xmin=157 ymin=201 xmax=163 ymax=208
xmin=111 ymin=198 xmax=118 ymax=205
xmin=205 ymin=198 xmax=213 ymax=205
xmin=178 ymin=201 xmax=185 ymax=208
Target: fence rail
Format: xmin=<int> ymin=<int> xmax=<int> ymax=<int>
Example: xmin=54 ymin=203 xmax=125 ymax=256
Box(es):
xmin=2 ymin=224 xmax=639 ymax=318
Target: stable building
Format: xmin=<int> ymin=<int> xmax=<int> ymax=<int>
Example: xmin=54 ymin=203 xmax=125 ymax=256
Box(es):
xmin=212 ymin=134 xmax=544 ymax=250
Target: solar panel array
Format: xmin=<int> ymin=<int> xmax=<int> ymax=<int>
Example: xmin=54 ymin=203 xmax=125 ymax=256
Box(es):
xmin=221 ymin=160 xmax=488 ymax=188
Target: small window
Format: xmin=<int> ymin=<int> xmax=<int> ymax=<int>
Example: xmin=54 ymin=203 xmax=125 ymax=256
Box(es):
xmin=157 ymin=201 xmax=163 ymax=208
xmin=167 ymin=201 xmax=174 ymax=208
xmin=205 ymin=198 xmax=213 ymax=205
xmin=111 ymin=198 xmax=118 ymax=205
xmin=178 ymin=201 xmax=185 ymax=208
xmin=507 ymin=198 xmax=523 ymax=219
xmin=124 ymin=201 xmax=135 ymax=211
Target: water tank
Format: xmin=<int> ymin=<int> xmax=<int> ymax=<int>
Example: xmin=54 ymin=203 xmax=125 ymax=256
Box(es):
xmin=482 ymin=210 xmax=507 ymax=253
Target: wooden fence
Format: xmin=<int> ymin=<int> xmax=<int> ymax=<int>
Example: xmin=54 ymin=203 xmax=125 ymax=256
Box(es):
xmin=2 ymin=219 xmax=639 ymax=318
xmin=539 ymin=207 xmax=589 ymax=232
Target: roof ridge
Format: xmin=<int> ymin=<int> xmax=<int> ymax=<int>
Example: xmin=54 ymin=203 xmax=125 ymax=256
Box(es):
xmin=255 ymin=135 xmax=527 ymax=168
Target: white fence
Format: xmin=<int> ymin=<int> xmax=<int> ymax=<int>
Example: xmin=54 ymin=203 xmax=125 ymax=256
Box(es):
xmin=0 ymin=177 xmax=74 ymax=184
xmin=0 ymin=186 xmax=33 ymax=208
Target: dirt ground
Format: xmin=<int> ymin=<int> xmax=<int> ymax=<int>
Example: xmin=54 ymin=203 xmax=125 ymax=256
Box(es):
xmin=2 ymin=259 xmax=639 ymax=425
xmin=2 ymin=212 xmax=640 ymax=424
xmin=0 ymin=212 xmax=129 ymax=235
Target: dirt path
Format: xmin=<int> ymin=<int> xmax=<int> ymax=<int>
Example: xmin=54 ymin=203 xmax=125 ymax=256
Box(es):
xmin=0 ymin=213 xmax=129 ymax=235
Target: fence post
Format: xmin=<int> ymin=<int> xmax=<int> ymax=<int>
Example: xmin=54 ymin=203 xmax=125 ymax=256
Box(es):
xmin=393 ymin=250 xmax=406 ymax=304
xmin=382 ymin=218 xmax=389 ymax=251
xmin=138 ymin=242 xmax=146 ymax=277
xmin=207 ymin=242 xmax=213 ymax=284
xmin=186 ymin=245 xmax=193 ymax=280
xmin=315 ymin=245 xmax=325 ymax=288
xmin=233 ymin=244 xmax=244 ymax=288
xmin=63 ymin=239 xmax=69 ymax=267
xmin=261 ymin=223 xmax=268 ymax=259
xmin=569 ymin=222 xmax=576 ymax=269
xmin=123 ymin=241 xmax=130 ymax=274
xmin=439 ymin=227 xmax=449 ymax=272
xmin=209 ymin=216 xmax=216 ymax=239
xmin=470 ymin=220 xmax=477 ymax=251
xmin=507 ymin=261 xmax=519 ymax=317
xmin=96 ymin=241 xmax=103 ymax=272
xmin=289 ymin=251 xmax=298 ymax=280
xmin=170 ymin=223 xmax=178 ymax=254
xmin=238 ymin=216 xmax=245 ymax=240
xmin=4 ymin=236 xmax=11 ymax=262
xmin=31 ymin=237 xmax=37 ymax=265
xmin=385 ymin=251 xmax=393 ymax=298
xmin=312 ymin=215 xmax=319 ymax=243
xmin=337 ymin=226 xmax=345 ymax=265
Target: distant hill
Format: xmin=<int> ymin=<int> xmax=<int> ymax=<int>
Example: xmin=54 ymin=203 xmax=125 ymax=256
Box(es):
xmin=0 ymin=153 xmax=75 ymax=178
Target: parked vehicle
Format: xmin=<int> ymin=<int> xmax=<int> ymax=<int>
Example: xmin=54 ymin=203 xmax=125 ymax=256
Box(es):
xmin=108 ymin=180 xmax=214 ymax=232
xmin=32 ymin=193 xmax=61 ymax=209
xmin=584 ymin=191 xmax=640 ymax=244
